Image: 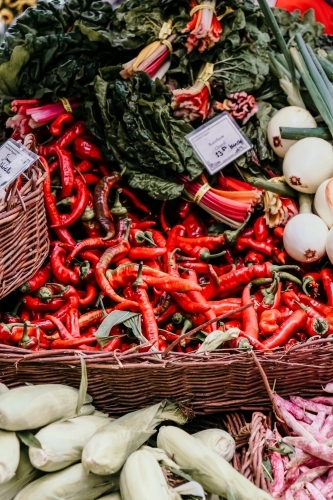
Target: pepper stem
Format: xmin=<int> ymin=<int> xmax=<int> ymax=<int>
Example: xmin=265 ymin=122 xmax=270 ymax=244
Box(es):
xmin=302 ymin=276 xmax=315 ymax=297
xmin=223 ymin=213 xmax=251 ymax=245
xmin=46 ymin=283 xmax=69 ymax=295
xmin=200 ymin=250 xmax=226 ymax=263
xmin=111 ymin=189 xmax=128 ymax=218
xmin=168 ymin=248 xmax=180 ymax=266
xmin=271 ymin=265 xmax=301 ymax=273
xmin=278 ymin=272 xmax=303 ymax=287
xmin=293 ymin=300 xmax=308 ymax=311
xmin=124 ymin=218 xmax=132 ymax=242
xmin=19 ymin=321 xmax=31 ymax=346
xmin=180 ymin=319 xmax=193 ymax=337
xmin=8 ymin=298 xmax=24 ymax=318
xmin=133 ymin=262 xmax=144 ymax=290
xmin=144 ymin=231 xmax=157 ymax=247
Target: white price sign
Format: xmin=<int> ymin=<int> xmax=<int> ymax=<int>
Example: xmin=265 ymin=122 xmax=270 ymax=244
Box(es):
xmin=0 ymin=139 xmax=38 ymax=190
xmin=186 ymin=113 xmax=253 ymax=175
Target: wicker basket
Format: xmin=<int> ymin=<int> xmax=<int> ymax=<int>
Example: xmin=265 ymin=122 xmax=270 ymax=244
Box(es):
xmin=0 ymin=134 xmax=49 ymax=298
xmin=0 ymin=338 xmax=332 ymax=416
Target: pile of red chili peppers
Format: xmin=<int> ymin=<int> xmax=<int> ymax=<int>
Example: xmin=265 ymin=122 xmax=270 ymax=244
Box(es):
xmin=3 ymin=110 xmax=333 ymax=353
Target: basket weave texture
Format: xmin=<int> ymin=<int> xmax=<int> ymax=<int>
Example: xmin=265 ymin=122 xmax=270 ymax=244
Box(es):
xmin=0 ymin=134 xmax=49 ymax=298
xmin=0 ymin=339 xmax=332 ymax=416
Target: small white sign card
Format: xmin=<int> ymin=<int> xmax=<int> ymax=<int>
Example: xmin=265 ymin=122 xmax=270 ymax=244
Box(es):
xmin=0 ymin=139 xmax=39 ymax=190
xmin=186 ymin=112 xmax=253 ymax=175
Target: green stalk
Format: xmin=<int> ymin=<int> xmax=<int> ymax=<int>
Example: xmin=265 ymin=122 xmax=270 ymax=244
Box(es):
xmin=290 ymin=47 xmax=333 ymax=138
xmin=318 ymin=55 xmax=333 ymax=82
xmin=257 ymin=0 xmax=304 ymax=107
xmin=247 ymin=177 xmax=297 ymax=197
xmin=280 ymin=127 xmax=331 ymax=140
xmin=305 ymin=43 xmax=333 ymax=96
xmin=295 ymin=35 xmax=333 ymax=133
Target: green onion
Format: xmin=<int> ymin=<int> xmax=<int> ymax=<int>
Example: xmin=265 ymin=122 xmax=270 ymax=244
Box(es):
xmin=305 ymin=43 xmax=333 ymax=95
xmin=290 ymin=46 xmax=333 ymax=138
xmin=257 ymin=0 xmax=304 ymax=107
xmin=317 ymin=55 xmax=333 ymax=82
xmin=280 ymin=127 xmax=331 ymax=140
xmin=247 ymin=177 xmax=297 ymax=197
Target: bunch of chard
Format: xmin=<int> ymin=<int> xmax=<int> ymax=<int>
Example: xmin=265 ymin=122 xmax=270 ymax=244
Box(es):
xmin=267 ymin=386 xmax=333 ymax=499
xmin=6 ymin=98 xmax=80 ymax=137
xmin=183 ymin=0 xmax=222 ymax=53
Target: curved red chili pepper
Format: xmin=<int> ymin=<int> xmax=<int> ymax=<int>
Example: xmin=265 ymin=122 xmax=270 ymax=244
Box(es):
xmin=49 ymin=113 xmax=74 ymax=137
xmin=114 ymin=184 xmax=151 ymax=215
xmin=56 ymin=121 xmax=85 ymax=150
xmin=50 ymin=245 xmax=80 ymax=285
xmin=73 ymin=137 xmax=104 ymax=162
xmin=78 ymin=285 xmax=97 ymax=308
xmin=23 ymin=296 xmax=66 ymax=311
xmin=262 ymin=310 xmax=307 ymax=349
xmin=132 ymin=264 xmax=159 ymax=347
xmin=242 ymin=284 xmax=259 ymax=340
xmin=127 ymin=247 xmax=166 ymax=260
xmin=93 ymin=173 xmax=121 ymax=240
xmin=51 ymin=177 xmax=90 ymax=228
xmin=54 ymin=146 xmax=74 ymax=200
xmin=253 ymin=216 xmax=269 ymax=242
xmin=19 ymin=263 xmax=51 ymax=294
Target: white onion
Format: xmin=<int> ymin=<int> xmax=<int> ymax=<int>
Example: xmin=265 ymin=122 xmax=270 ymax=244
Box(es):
xmin=314 ymin=178 xmax=333 ymax=228
xmin=267 ymin=106 xmax=317 ymax=158
xmin=283 ymin=214 xmax=328 ymax=263
xmin=326 ymin=227 xmax=333 ymax=265
xmin=283 ymin=138 xmax=333 ymax=194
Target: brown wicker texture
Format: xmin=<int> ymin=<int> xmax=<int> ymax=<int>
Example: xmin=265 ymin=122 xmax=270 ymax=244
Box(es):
xmin=0 ymin=134 xmax=49 ymax=298
xmin=0 ymin=338 xmax=332 ymax=416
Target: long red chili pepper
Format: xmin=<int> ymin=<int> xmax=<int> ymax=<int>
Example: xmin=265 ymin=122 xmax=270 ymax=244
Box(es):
xmin=23 ymin=296 xmax=65 ymax=311
xmin=56 ymin=121 xmax=85 ymax=150
xmin=241 ymin=284 xmax=259 ymax=340
xmin=78 ymin=285 xmax=97 ymax=308
xmin=253 ymin=216 xmax=269 ymax=242
xmin=52 ymin=177 xmax=90 ymax=228
xmin=128 ymin=247 xmax=166 ymax=260
xmin=50 ymin=113 xmax=74 ymax=137
xmin=93 ymin=174 xmax=121 ymax=240
xmin=183 ymin=211 xmax=207 ymax=237
xmin=50 ymin=245 xmax=80 ymax=285
xmin=51 ymin=337 xmax=97 ymax=350
xmin=236 ymin=237 xmax=276 ymax=257
xmin=40 ymin=157 xmax=75 ymax=245
xmin=298 ymin=294 xmax=333 ymax=317
xmin=321 ymin=269 xmax=333 ymax=307
xmin=114 ymin=184 xmax=151 ymax=215
xmin=54 ymin=146 xmax=74 ymax=200
xmin=160 ymin=201 xmax=170 ymax=232
xmin=183 ymin=269 xmax=216 ymax=331
xmin=45 ymin=315 xmax=74 ymax=340
xmin=132 ymin=263 xmax=159 ymax=347
xmin=19 ymin=263 xmax=52 ymax=293
xmin=67 ymin=237 xmax=118 ymax=264
xmin=176 ymin=235 xmax=225 ymax=251
xmin=262 ymin=310 xmax=307 ymax=349
xmin=73 ymin=137 xmax=104 ymax=162
xmin=67 ymin=308 xmax=80 ymax=338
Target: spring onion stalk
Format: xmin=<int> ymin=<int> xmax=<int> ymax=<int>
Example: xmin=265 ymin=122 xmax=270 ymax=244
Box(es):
xmin=247 ymin=177 xmax=297 ymax=197
xmin=290 ymin=47 xmax=333 ymax=138
xmin=269 ymin=53 xmax=304 ymax=107
xmin=257 ymin=0 xmax=304 ymax=108
xmin=305 ymin=43 xmax=333 ymax=95
xmin=280 ymin=127 xmax=331 ymax=141
xmin=318 ymin=55 xmax=333 ymax=82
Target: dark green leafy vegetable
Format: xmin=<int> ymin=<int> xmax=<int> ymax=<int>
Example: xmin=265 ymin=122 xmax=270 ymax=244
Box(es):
xmin=93 ymin=71 xmax=203 ymax=200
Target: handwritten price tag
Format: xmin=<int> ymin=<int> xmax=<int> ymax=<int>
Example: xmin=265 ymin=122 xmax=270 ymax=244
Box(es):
xmin=0 ymin=139 xmax=38 ymax=190
xmin=186 ymin=113 xmax=253 ymax=175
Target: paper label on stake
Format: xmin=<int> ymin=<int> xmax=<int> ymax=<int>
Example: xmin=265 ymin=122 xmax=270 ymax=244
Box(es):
xmin=186 ymin=113 xmax=253 ymax=175
xmin=0 ymin=139 xmax=38 ymax=190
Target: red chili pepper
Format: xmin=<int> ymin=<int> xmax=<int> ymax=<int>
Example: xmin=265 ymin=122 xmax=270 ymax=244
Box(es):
xmin=293 ymin=300 xmax=329 ymax=338
xmin=82 ymin=173 xmax=102 ymax=185
xmin=176 ymin=235 xmax=225 ymax=251
xmin=178 ymin=201 xmax=191 ymax=220
xmin=49 ymin=160 xmax=59 ymax=175
xmin=67 ymin=308 xmax=80 ymax=338
xmin=131 ymin=221 xmax=156 ymax=231
xmin=240 ymin=332 xmax=265 ymax=350
xmin=200 ymin=265 xmax=221 ymax=300
xmin=50 ymin=113 xmax=74 ymax=137
xmin=224 ymin=320 xmax=242 ymax=330
xmin=79 ymin=285 xmax=97 ymax=308
xmin=160 ymin=201 xmax=170 ymax=232
xmin=262 ymin=310 xmax=307 ymax=349
xmin=50 ymin=245 xmax=80 ymax=285
xmin=0 ymin=323 xmax=11 ymax=341
xmin=45 ymin=315 xmax=73 ymax=340
xmin=67 ymin=238 xmax=119 ymax=264
xmin=207 ymin=301 xmax=242 ymax=318
xmin=78 ymin=308 xmax=113 ymax=329
xmin=183 ymin=212 xmax=207 ymax=237
xmin=56 ymin=196 xmax=77 ymax=210
xmin=321 ymin=269 xmax=333 ymax=307
xmin=279 ymin=306 xmax=292 ymax=322
xmin=54 ymin=146 xmax=74 ymax=200
xmin=56 ymin=121 xmax=85 ymax=150
xmin=284 ymin=337 xmax=298 ymax=351
xmin=128 ymin=247 xmax=166 ymax=260
xmin=183 ymin=269 xmax=216 ymax=331
xmin=114 ymin=184 xmax=151 ymax=215
xmin=82 ymin=220 xmax=102 ymax=239
xmin=23 ymin=296 xmax=65 ymax=311
xmin=52 ymin=177 xmax=90 ymax=228
xmin=149 ymin=229 xmax=167 ymax=248
xmin=76 ymin=160 xmax=93 ymax=175
xmin=93 ymin=174 xmax=121 ymax=240
xmin=254 ymin=216 xmax=269 ymax=242
xmin=242 ymin=284 xmax=259 ymax=339
xmin=51 ymin=337 xmax=97 ymax=350
xmin=132 ymin=263 xmax=159 ymax=347
xmin=217 ymin=263 xmax=299 ymax=297
xmin=298 ymin=294 xmax=333 ymax=317
xmin=295 ymin=332 xmax=307 ymax=342
xmin=73 ymin=137 xmax=104 ymax=162
xmin=236 ymin=237 xmax=276 ymax=257
xmin=40 ymin=157 xmax=75 ymax=245
xmin=259 ymin=309 xmax=282 ymax=336
xmin=19 ymin=263 xmax=52 ymax=294
xmin=274 ymin=227 xmax=284 ymax=239
xmin=103 ymin=336 xmax=122 ymax=352
xmin=156 ymin=303 xmax=179 ymax=324
xmin=244 ymin=251 xmax=265 ymax=266
xmin=80 ymin=250 xmax=101 ymax=267
xmin=303 ymin=272 xmax=320 ymax=297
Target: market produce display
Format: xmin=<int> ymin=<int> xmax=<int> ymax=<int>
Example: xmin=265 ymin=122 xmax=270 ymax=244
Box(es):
xmin=0 ymin=370 xmax=275 ymax=500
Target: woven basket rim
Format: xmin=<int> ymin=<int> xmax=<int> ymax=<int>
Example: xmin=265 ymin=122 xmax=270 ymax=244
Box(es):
xmin=1 ymin=337 xmax=332 ymax=367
